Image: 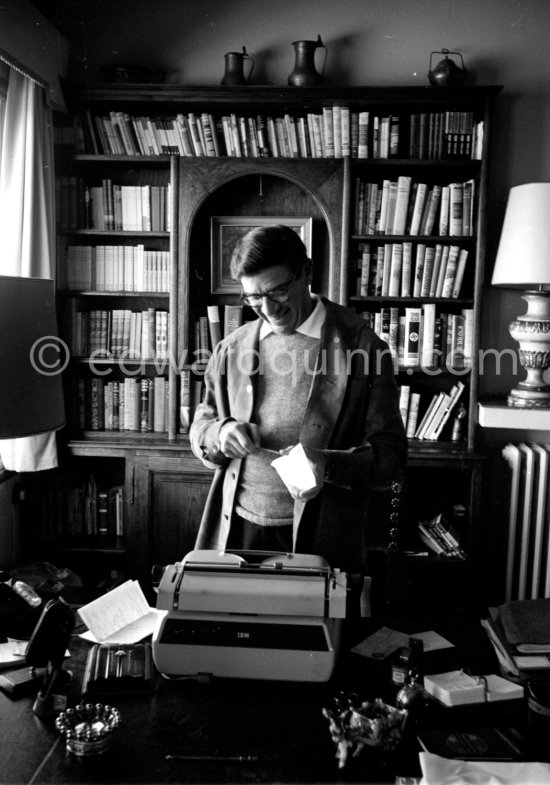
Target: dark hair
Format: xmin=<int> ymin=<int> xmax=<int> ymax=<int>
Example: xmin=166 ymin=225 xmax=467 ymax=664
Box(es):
xmin=230 ymin=224 xmax=309 ymax=280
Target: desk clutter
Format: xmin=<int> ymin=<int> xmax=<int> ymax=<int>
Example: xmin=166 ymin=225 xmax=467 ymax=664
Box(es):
xmin=81 ymin=643 xmax=153 ymax=695
xmin=322 ymin=693 xmax=407 ymax=769
xmin=423 ymin=671 xmax=524 ymax=707
xmin=5 ymin=559 xmax=550 ymax=781
xmin=481 ymin=598 xmax=550 ymax=682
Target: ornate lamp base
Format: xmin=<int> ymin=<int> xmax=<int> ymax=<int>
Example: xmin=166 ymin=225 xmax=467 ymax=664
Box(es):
xmin=507 ymin=291 xmax=550 ymax=408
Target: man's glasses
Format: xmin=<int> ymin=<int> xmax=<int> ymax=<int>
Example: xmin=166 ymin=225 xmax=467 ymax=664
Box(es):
xmin=240 ymin=271 xmax=297 ymax=307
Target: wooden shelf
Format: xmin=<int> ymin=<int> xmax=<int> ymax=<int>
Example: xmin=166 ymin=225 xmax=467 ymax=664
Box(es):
xmin=44 ymin=80 xmax=503 ymax=607
xmin=478 ymin=401 xmax=550 ymax=430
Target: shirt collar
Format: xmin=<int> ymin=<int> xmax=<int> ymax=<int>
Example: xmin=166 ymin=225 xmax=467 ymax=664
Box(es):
xmin=259 ymin=296 xmax=325 ymax=340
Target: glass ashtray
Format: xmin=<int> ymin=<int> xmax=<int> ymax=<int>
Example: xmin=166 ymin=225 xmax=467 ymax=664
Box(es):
xmin=55 ymin=703 xmax=121 ymax=756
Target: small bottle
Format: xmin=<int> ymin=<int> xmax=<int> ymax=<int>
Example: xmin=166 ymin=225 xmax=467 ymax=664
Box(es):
xmin=391 ymin=636 xmax=424 ymax=687
xmin=396 ymin=668 xmax=427 ymax=715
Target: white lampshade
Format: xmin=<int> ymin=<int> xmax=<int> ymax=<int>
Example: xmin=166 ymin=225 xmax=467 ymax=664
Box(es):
xmin=492 ymin=183 xmax=550 ymax=288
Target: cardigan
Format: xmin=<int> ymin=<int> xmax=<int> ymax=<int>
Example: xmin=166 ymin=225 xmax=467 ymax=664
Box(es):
xmin=189 ymin=297 xmax=408 ymax=573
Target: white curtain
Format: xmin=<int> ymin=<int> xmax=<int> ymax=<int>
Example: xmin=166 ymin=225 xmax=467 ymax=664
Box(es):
xmin=0 ymin=65 xmax=58 ymax=471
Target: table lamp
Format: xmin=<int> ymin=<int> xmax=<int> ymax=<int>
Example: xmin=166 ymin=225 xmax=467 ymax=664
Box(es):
xmin=0 ymin=275 xmax=65 ymax=438
xmin=491 ymin=183 xmax=550 ymax=408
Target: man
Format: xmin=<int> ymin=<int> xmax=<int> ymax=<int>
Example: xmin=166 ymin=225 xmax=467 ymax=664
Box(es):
xmin=190 ymin=224 xmax=407 ymax=573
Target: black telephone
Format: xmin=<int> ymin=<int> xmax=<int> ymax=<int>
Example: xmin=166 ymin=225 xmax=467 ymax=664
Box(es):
xmin=26 ymin=598 xmax=75 ymax=716
xmin=26 ymin=597 xmax=74 ymax=669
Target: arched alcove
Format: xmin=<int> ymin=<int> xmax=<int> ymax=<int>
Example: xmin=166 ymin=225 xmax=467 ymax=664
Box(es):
xmin=175 ymin=158 xmax=349 ymax=356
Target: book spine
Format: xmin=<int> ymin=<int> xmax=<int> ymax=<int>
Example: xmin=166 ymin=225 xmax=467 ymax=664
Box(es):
xmin=180 ymin=370 xmax=191 ymax=433
xmin=399 ymin=384 xmax=411 ymax=428
xmin=391 ymin=175 xmax=412 ymax=234
xmin=406 ymin=392 xmax=421 ymax=438
xmin=388 ymin=244 xmax=403 ymax=297
xmin=418 ymin=521 xmax=447 ymax=555
xmin=224 ymin=304 xmax=243 ymax=336
xmin=401 ymin=242 xmax=413 ymax=298
xmin=403 ymin=307 xmax=422 ymax=367
xmin=206 ymin=304 xmax=222 ymax=349
xmin=421 ymin=303 xmax=436 ymax=368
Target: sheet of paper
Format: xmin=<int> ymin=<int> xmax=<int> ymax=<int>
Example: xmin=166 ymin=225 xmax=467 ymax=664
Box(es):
xmin=411 ymin=630 xmax=454 ymax=653
xmin=80 ymin=610 xmax=164 ymax=645
xmin=420 ymin=751 xmax=550 ymax=785
xmin=351 ymin=626 xmax=409 ymax=659
xmin=271 ymin=443 xmax=316 ymax=493
xmin=351 ymin=627 xmax=454 ymax=659
xmin=0 ymin=640 xmax=26 ymax=669
xmin=514 ymin=654 xmax=550 ymax=669
xmin=0 ymin=639 xmax=70 ymax=668
xmin=78 ymin=579 xmax=160 ymax=644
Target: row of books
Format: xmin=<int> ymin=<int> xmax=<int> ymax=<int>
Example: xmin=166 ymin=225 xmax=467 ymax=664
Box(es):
xmin=400 ymin=381 xmax=466 ymax=441
xmin=71 ymin=375 xmax=169 ymax=433
xmin=353 ymin=177 xmax=475 ymax=237
xmin=354 ymin=241 xmax=469 ymax=300
xmin=65 ymin=306 xmax=169 ymax=360
xmin=363 ymin=306 xmax=473 ymax=370
xmin=194 ymin=304 xmax=245 ymax=354
xmin=408 ymin=110 xmax=480 ymax=160
xmin=75 ymin=107 xmax=483 ymax=161
xmin=417 ymin=512 xmax=467 ymax=558
xmin=38 ymin=474 xmax=124 ymax=540
xmin=63 ymin=244 xmax=170 ymax=292
xmin=57 ymin=176 xmax=171 ymax=232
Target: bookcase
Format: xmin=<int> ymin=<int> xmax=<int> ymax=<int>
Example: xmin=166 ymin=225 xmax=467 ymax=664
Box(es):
xmin=23 ymin=83 xmax=501 ymax=608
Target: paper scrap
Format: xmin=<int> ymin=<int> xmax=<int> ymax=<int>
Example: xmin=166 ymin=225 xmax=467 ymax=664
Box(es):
xmin=0 ymin=639 xmax=70 ymax=668
xmin=0 ymin=640 xmax=27 ymax=669
xmin=351 ymin=626 xmax=454 ymax=659
xmin=514 ymin=654 xmax=550 ymax=669
xmin=78 ymin=579 xmax=164 ymax=644
xmin=271 ymin=443 xmax=317 ymax=493
xmin=419 ymin=751 xmax=550 ymax=785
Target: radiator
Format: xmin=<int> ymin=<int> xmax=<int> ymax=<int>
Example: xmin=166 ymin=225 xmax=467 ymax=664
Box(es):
xmin=502 ymin=443 xmax=550 ymax=601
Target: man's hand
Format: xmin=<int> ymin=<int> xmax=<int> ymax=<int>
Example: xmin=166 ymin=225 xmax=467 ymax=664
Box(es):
xmin=280 ymin=444 xmax=327 ymax=502
xmin=219 ymin=421 xmax=260 ymax=458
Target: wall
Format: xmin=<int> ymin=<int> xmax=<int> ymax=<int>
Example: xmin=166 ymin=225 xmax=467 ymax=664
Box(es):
xmin=0 ymin=0 xmax=68 ymax=108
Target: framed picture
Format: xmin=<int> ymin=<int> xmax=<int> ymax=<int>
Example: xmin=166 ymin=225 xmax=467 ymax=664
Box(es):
xmin=210 ymin=216 xmax=313 ymax=294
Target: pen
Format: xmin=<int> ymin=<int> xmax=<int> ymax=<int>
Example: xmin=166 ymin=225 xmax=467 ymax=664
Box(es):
xmin=165 ymin=754 xmax=259 ymax=762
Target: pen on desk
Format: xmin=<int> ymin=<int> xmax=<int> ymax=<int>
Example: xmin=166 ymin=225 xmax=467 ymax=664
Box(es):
xmin=165 ymin=754 xmax=259 ymax=762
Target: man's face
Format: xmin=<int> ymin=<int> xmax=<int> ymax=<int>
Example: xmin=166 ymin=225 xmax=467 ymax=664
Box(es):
xmin=240 ymin=264 xmax=312 ymax=334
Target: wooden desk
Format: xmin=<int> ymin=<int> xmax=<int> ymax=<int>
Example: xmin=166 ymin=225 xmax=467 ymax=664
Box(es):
xmin=0 ymin=617 xmax=523 ymax=784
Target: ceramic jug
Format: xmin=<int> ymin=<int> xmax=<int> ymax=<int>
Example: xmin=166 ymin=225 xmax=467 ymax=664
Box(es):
xmin=288 ymin=35 xmax=327 ymax=86
xmin=221 ymin=46 xmax=254 ymax=85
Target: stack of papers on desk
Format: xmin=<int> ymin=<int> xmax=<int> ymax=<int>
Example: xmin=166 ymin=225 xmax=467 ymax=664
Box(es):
xmin=481 ymin=601 xmax=550 ymax=680
xmin=498 ymin=597 xmax=550 ymax=652
xmin=424 ymin=670 xmax=524 ymax=706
